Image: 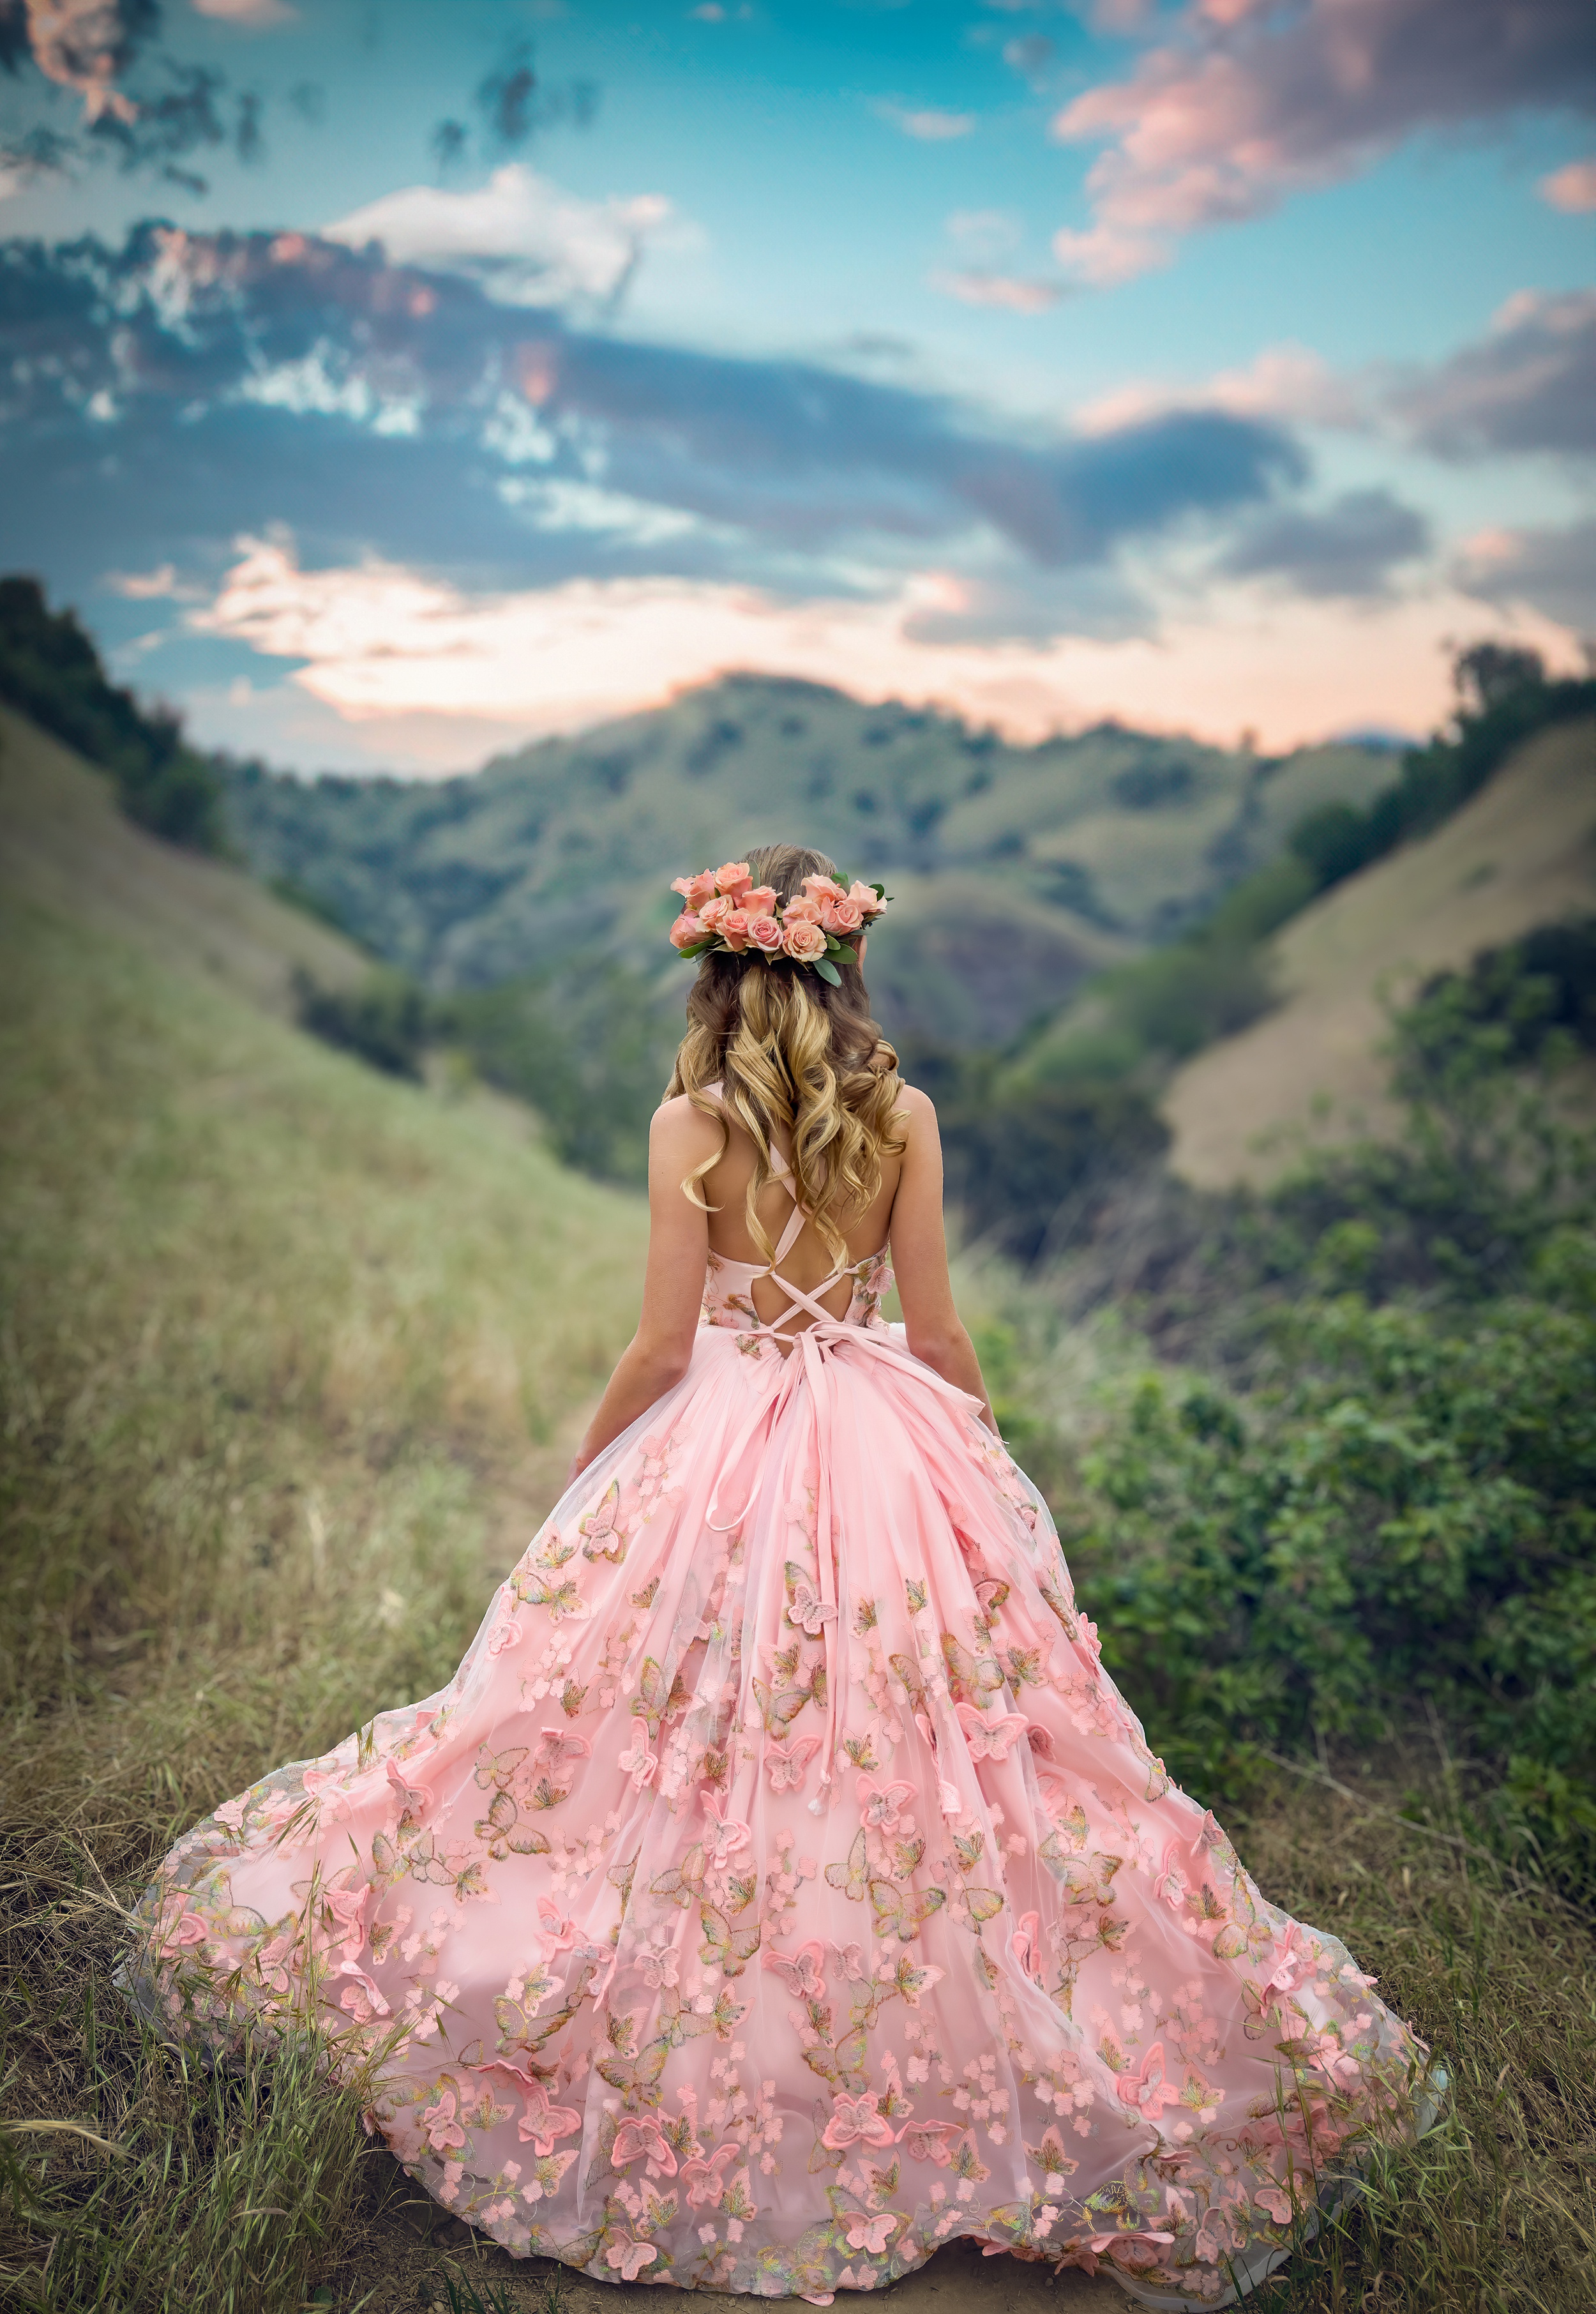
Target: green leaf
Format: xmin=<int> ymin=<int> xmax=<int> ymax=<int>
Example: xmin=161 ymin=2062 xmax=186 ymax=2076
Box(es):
xmin=813 ymin=960 xmax=841 ymax=986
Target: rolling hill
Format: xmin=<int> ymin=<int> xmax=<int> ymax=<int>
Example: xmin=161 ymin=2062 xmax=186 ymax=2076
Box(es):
xmin=220 ymin=674 xmax=1394 ymax=1045
xmin=0 ymin=700 xmax=367 ymax=1020
xmin=1163 ymin=715 xmax=1596 ymax=1186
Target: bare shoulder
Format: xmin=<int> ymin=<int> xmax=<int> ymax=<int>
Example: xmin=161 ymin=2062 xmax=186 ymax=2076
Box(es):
xmin=652 ymin=1092 xmax=723 ymax=1147
xmin=891 ymin=1082 xmax=940 ymax=1168
xmin=892 ymin=1082 xmax=938 ymax=1137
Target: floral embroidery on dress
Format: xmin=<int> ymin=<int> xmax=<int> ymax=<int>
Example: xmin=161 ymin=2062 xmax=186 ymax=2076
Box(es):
xmin=121 ymin=1245 xmax=1440 ymax=2309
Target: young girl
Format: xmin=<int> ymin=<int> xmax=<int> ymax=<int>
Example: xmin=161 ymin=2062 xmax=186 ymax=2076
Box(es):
xmin=126 ymin=843 xmax=1440 ymax=2307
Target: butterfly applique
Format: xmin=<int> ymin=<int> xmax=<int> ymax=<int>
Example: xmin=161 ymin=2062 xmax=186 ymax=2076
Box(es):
xmin=762 ymin=1939 xmax=826 ymax=1999
xmin=937 ymin=1633 xmax=998 ymax=1705
xmin=954 ymin=1700 xmax=1030 ymax=1760
xmin=855 ymin=1776 xmax=913 ymax=1835
xmin=765 ymin=1734 xmax=822 ymax=1792
xmin=869 ymin=1880 xmax=945 ymax=1942
xmin=679 ymin=2141 xmax=740 ymax=2209
xmin=752 ymin=1679 xmax=808 ymax=1737
xmin=1114 ymin=2040 xmax=1184 ymax=2119
xmin=698 ymin=1905 xmax=762 ymax=1977
xmin=825 ymin=1829 xmax=870 ymax=1902
xmin=896 ymin=2118 xmax=965 ymax=2167
xmin=784 ymin=1562 xmax=837 ymax=1637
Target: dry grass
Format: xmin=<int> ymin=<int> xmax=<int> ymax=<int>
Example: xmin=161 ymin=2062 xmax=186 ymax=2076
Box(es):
xmin=0 ymin=893 xmax=644 ymax=2308
xmin=1164 ymin=715 xmax=1596 ymax=1189
xmin=1232 ymin=1774 xmax=1596 ymax=2314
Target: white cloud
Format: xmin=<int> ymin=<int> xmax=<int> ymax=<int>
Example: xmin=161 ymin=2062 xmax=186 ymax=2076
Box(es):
xmin=1539 ymin=158 xmax=1596 ymax=212
xmin=946 ymin=208 xmax=1023 ymax=261
xmin=188 ymin=0 xmax=296 ymax=22
xmin=930 ymin=270 xmax=1064 ymax=313
xmin=497 ymin=477 xmax=707 ymax=546
xmin=1050 ymin=221 xmax=1166 ymax=287
xmin=190 ymin=534 xmax=1584 ymax=762
xmin=235 ymin=347 xmax=423 ymax=434
xmin=104 ymin=561 xmax=206 ymax=601
xmin=881 ymin=107 xmax=976 ymax=141
xmin=324 ymin=164 xmax=675 ymax=308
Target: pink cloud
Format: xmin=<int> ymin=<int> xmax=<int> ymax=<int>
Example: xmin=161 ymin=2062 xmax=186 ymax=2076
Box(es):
xmin=1539 ymin=158 xmax=1596 ymax=211
xmin=930 ymin=270 xmax=1064 ymax=313
xmin=1051 ymin=0 xmax=1595 ymax=282
xmin=188 ymin=534 xmax=1584 ymax=767
xmin=1074 ymin=343 xmax=1363 ymax=432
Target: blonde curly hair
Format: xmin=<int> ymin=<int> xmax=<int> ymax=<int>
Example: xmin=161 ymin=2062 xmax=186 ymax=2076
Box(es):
xmin=665 ymin=842 xmax=905 ymax=1268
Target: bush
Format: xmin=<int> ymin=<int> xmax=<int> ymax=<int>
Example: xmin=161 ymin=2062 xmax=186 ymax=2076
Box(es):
xmin=1413 ymin=915 xmax=1596 ymax=1061
xmin=0 ymin=575 xmax=227 ymax=852
xmin=1062 ymin=1289 xmax=1596 ymax=1891
xmin=905 ymin=1041 xmax=1170 ymax=1264
xmin=292 ymin=967 xmax=429 ymax=1080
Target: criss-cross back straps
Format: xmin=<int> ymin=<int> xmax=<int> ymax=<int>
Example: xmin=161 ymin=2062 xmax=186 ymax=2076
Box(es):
xmin=700 ymin=1082 xmax=844 ymax=1335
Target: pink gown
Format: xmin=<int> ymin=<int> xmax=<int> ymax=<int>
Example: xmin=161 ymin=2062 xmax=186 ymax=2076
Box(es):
xmin=124 ymin=1112 xmax=1439 ymax=2308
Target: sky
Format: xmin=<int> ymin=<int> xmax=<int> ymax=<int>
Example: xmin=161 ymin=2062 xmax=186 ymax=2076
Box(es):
xmin=1 ymin=0 xmax=1592 ymax=774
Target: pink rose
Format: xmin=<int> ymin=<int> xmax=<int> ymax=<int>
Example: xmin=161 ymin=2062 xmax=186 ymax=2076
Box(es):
xmin=671 ymin=869 xmax=717 ymax=910
xmin=747 ymin=913 xmax=785 ymax=953
xmin=668 ymin=912 xmax=707 ymax=951
xmin=719 ymin=907 xmax=750 ymax=952
xmin=714 ymin=861 xmax=752 ymax=900
xmin=802 ymin=874 xmax=847 ymax=904
xmin=698 ymin=893 xmax=732 ymax=933
xmin=821 ymin=895 xmax=864 ymax=935
xmin=848 ymin=880 xmax=885 ymax=918
xmin=741 ymin=884 xmax=779 ymax=917
xmin=783 ymin=918 xmax=828 ymax=963
xmin=781 ymin=893 xmax=822 ymax=925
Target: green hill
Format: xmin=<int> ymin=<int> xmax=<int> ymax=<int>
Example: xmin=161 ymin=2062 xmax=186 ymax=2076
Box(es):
xmin=0 ymin=708 xmax=651 ymax=2308
xmin=0 ymin=700 xmax=368 ymax=1020
xmin=1164 ymin=715 xmax=1596 ymax=1185
xmin=220 ymin=674 xmax=1394 ymax=1044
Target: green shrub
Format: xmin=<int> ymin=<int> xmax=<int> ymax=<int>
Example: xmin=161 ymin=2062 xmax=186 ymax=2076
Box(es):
xmin=1063 ymin=1289 xmax=1596 ymax=1890
xmin=291 ymin=967 xmax=430 ymax=1080
xmin=917 ymin=1046 xmax=1170 ymax=1263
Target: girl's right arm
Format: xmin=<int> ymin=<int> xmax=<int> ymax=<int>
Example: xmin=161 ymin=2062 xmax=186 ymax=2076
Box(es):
xmin=887 ymin=1085 xmax=997 ymax=1432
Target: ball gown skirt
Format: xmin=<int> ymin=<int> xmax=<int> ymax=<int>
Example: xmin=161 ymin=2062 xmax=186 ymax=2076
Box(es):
xmin=123 ymin=1243 xmax=1442 ymax=2308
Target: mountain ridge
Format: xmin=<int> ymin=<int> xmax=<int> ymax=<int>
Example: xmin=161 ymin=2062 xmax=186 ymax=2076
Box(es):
xmin=220 ymin=670 xmax=1394 ymax=1045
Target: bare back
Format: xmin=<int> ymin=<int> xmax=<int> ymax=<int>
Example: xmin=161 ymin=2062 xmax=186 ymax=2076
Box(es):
xmin=698 ymin=1100 xmax=905 ymax=1335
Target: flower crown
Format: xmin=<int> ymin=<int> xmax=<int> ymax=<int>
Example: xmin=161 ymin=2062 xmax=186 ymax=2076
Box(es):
xmin=668 ymin=861 xmax=889 ymax=987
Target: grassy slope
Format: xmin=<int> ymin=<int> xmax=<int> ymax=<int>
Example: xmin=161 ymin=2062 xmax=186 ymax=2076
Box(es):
xmin=0 ymin=701 xmax=369 ymax=1017
xmin=0 ymin=739 xmax=649 ymax=2307
xmin=1164 ymin=716 xmax=1596 ymax=1188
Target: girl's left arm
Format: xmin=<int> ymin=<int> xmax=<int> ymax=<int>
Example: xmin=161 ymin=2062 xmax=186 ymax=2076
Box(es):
xmin=567 ymin=1098 xmax=715 ymax=1481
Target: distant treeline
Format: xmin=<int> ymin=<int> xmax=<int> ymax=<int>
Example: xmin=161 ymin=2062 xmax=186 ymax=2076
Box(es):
xmin=0 ymin=577 xmax=227 ymax=852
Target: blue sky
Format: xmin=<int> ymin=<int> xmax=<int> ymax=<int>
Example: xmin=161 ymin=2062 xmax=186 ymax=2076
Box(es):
xmin=2 ymin=0 xmax=1592 ymax=770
